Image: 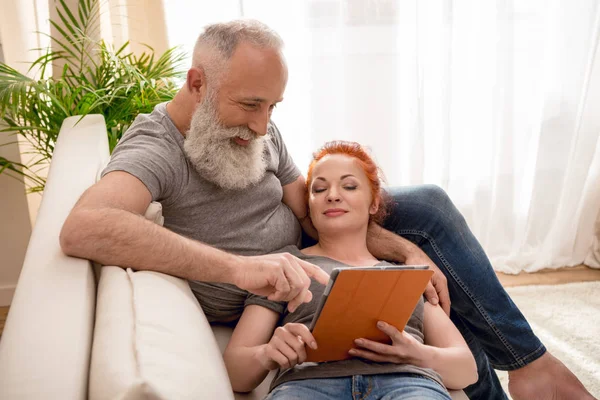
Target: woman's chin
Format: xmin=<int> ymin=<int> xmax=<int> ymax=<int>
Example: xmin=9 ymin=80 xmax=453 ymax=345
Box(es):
xmin=314 ymin=221 xmax=363 ymax=236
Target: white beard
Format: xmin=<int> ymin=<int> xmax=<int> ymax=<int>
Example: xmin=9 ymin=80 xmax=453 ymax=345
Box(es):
xmin=183 ymin=93 xmax=268 ymax=191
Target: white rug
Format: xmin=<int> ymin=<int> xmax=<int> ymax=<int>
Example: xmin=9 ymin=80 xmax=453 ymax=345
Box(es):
xmin=494 ymin=281 xmax=600 ymax=399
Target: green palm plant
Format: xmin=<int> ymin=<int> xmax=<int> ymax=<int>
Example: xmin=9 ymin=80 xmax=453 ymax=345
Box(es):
xmin=0 ymin=0 xmax=187 ymax=193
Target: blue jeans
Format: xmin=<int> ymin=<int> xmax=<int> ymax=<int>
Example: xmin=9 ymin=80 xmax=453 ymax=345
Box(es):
xmin=265 ymin=374 xmax=451 ymax=400
xmin=382 ymin=185 xmax=546 ymax=400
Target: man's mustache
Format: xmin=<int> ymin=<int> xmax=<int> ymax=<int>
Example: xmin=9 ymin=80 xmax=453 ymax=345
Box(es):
xmin=225 ymin=126 xmax=260 ymax=141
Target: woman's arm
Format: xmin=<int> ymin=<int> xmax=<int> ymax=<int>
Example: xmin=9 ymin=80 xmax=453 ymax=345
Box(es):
xmin=223 ymin=305 xmax=280 ymax=392
xmin=349 ymin=302 xmax=477 ymax=390
xmin=223 ymin=305 xmax=319 ymax=392
xmin=419 ymin=302 xmax=478 ymax=389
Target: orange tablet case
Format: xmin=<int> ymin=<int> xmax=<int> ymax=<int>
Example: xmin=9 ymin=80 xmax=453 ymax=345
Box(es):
xmin=305 ymin=267 xmax=434 ymax=363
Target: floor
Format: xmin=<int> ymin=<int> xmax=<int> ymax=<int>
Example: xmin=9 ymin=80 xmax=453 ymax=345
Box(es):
xmin=496 ymin=264 xmax=600 ymax=287
xmin=0 ymin=306 xmax=8 ymax=339
xmin=0 ymin=265 xmax=599 ymax=339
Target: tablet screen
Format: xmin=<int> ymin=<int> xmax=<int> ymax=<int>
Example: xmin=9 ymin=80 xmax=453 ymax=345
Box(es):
xmin=309 ymin=265 xmax=429 ymax=331
xmin=305 ymin=265 xmax=432 ymax=363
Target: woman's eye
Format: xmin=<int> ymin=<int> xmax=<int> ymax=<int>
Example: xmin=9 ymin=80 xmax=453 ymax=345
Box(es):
xmin=344 ymin=186 xmax=357 ymax=191
xmin=313 ymin=188 xmax=326 ymax=193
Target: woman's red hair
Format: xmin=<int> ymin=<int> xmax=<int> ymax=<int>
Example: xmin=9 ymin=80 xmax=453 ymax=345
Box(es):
xmin=306 ymin=141 xmax=389 ymax=224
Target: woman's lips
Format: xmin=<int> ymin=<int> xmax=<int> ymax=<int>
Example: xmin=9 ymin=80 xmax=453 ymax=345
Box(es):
xmin=324 ymin=209 xmax=347 ymax=217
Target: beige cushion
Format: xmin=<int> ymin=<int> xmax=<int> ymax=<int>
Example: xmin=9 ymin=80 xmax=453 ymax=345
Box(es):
xmin=89 ymin=202 xmax=233 ymax=400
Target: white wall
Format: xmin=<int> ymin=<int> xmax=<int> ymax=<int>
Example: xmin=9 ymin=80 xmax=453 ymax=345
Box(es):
xmin=0 ymin=136 xmax=32 ymax=306
xmin=0 ymin=0 xmax=44 ymax=306
xmin=0 ymin=38 xmax=32 ymax=306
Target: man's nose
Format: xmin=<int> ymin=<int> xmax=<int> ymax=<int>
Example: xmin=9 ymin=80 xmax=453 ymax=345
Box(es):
xmin=247 ymin=108 xmax=270 ymax=137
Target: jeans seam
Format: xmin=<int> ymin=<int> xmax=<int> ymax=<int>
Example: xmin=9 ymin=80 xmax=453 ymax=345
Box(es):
xmin=493 ymin=344 xmax=546 ymax=370
xmin=418 ymin=374 xmax=448 ymax=389
xmin=358 ymin=377 xmax=373 ymax=400
xmin=397 ymin=228 xmax=528 ymax=368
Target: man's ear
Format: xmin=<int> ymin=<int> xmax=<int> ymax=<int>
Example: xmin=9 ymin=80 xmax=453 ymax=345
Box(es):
xmin=186 ymin=66 xmax=208 ymax=103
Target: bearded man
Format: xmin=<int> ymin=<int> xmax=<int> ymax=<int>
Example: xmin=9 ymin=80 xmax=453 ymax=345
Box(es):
xmin=60 ymin=20 xmax=595 ymax=400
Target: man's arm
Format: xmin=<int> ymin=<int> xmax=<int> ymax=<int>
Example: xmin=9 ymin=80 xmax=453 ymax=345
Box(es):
xmin=366 ymin=222 xmax=418 ymax=263
xmin=60 ymin=171 xmax=238 ymax=282
xmin=281 ymin=175 xmax=318 ymax=240
xmin=60 ymin=171 xmax=329 ymax=311
xmin=367 ymin=222 xmax=451 ymax=315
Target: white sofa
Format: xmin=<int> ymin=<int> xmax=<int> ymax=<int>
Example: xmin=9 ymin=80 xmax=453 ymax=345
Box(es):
xmin=0 ymin=115 xmax=468 ymax=400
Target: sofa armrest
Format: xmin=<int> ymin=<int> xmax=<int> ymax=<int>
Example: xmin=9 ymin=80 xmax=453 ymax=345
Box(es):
xmin=0 ymin=115 xmax=110 ymax=400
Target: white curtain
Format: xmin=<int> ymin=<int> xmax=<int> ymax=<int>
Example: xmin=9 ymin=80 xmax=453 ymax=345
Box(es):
xmin=4 ymin=1 xmax=598 ymax=273
xmin=8 ymin=0 xmax=600 ymax=274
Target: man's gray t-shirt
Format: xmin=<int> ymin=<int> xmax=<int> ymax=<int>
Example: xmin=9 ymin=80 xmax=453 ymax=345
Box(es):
xmin=102 ymin=103 xmax=303 ymax=319
xmin=266 ymin=246 xmax=447 ymax=392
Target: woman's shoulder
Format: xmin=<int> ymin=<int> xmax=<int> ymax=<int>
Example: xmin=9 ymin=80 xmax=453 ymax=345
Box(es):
xmin=270 ymin=245 xmax=304 ymax=258
xmin=270 ymin=245 xmax=326 ymax=261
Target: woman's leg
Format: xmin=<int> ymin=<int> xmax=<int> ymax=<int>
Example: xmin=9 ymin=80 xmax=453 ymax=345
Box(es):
xmin=265 ymin=377 xmax=352 ymax=400
xmin=372 ymin=373 xmax=452 ymax=400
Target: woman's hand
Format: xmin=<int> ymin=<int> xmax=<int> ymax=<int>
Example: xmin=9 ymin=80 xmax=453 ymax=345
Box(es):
xmin=349 ymin=321 xmax=425 ymax=365
xmin=256 ymin=323 xmax=318 ymax=370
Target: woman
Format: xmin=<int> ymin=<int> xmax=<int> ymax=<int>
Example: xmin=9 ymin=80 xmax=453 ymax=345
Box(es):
xmin=223 ymin=141 xmax=478 ymax=399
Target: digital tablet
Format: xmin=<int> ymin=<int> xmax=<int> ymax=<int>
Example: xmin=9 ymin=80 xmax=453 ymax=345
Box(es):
xmin=305 ymin=265 xmax=433 ymax=363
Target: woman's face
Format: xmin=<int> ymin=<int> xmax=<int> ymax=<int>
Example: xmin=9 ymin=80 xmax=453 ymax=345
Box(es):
xmin=308 ymin=154 xmax=379 ymax=235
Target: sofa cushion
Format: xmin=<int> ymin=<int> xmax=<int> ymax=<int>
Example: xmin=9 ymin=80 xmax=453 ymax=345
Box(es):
xmin=88 ymin=201 xmax=233 ymax=400
xmin=89 ymin=266 xmax=234 ymax=400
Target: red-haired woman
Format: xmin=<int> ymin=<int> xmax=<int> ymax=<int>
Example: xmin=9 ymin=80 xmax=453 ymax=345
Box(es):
xmin=222 ymin=141 xmax=478 ymax=400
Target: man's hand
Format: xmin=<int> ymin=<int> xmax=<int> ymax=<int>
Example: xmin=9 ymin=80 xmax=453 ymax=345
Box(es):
xmin=405 ymin=251 xmax=451 ymax=316
xmin=366 ymin=222 xmax=450 ymax=315
xmin=233 ymin=253 xmax=330 ymax=313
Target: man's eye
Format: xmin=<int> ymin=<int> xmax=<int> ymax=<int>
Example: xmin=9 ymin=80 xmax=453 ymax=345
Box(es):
xmin=242 ymin=103 xmax=258 ymax=109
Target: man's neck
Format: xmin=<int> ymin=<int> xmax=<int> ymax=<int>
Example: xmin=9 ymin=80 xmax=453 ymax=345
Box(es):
xmin=305 ymin=231 xmax=378 ymax=266
xmin=166 ymin=90 xmax=195 ymax=136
